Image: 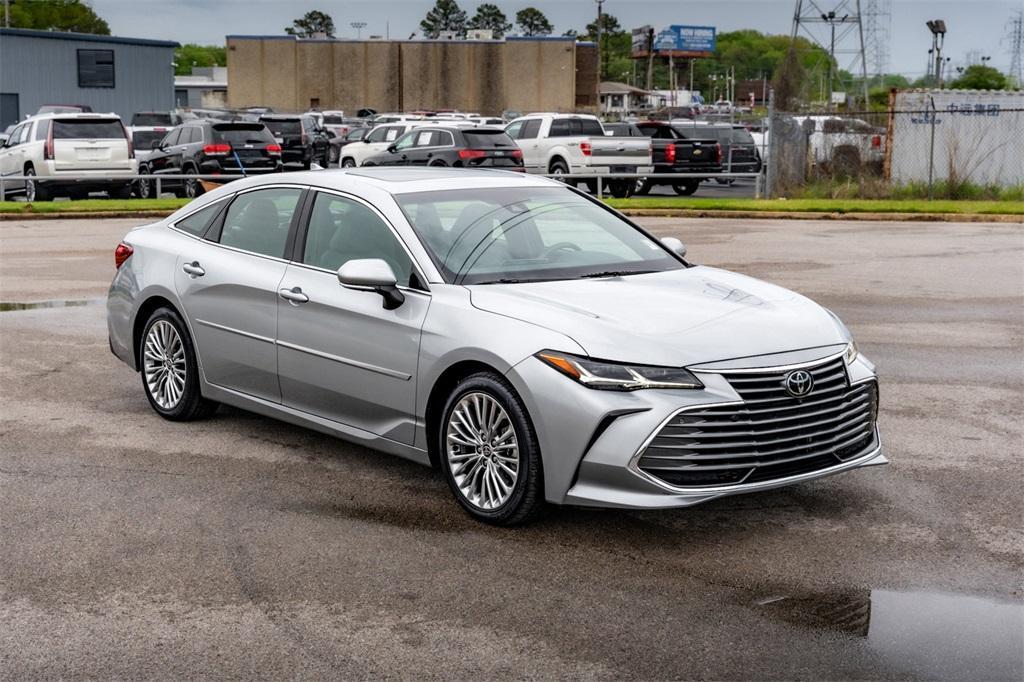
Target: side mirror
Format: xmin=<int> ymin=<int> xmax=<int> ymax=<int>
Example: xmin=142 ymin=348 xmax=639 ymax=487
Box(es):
xmin=386 ymin=144 xmax=397 ymax=153
xmin=661 ymin=236 xmax=687 ymax=258
xmin=151 ymin=140 xmax=163 ymax=150
xmin=337 ymin=258 xmax=405 ymax=310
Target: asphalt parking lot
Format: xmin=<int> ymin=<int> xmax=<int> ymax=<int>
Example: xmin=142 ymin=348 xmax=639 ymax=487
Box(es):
xmin=1 ymin=215 xmax=1021 ymax=679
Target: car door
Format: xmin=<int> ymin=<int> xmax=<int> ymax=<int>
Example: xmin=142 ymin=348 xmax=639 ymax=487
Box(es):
xmin=149 ymin=127 xmax=180 ymax=180
xmin=174 ymin=186 xmax=305 ymax=402
xmin=512 ymin=118 xmax=543 ymax=171
xmin=379 ymin=130 xmax=417 ymax=165
xmin=0 ymin=122 xmax=27 ymax=190
xmin=276 ymin=190 xmax=430 ymax=444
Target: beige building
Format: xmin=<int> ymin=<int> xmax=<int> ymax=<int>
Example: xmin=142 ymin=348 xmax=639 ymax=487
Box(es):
xmin=226 ymin=35 xmax=598 ymax=115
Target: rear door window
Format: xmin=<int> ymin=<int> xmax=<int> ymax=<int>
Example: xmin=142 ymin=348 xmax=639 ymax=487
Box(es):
xmin=52 ymin=119 xmax=124 ymax=139
xmin=219 ymin=188 xmax=302 ymax=258
xmin=576 ymin=118 xmax=605 ymax=136
xmin=549 ymin=119 xmax=571 ymax=137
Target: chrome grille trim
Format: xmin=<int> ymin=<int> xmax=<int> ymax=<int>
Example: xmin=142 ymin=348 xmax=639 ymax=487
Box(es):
xmin=629 ymin=353 xmax=880 ymax=494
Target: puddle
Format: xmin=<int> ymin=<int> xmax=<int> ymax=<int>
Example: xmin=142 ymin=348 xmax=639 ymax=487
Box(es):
xmin=755 ymin=588 xmax=1023 ymax=679
xmin=0 ymin=298 xmax=104 ymax=312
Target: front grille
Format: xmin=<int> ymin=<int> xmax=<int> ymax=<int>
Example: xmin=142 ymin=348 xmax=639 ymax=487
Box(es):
xmin=637 ymin=356 xmax=878 ymax=488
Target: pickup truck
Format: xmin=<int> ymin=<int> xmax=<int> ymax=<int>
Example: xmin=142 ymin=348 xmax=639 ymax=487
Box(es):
xmin=505 ymin=114 xmax=652 ymax=197
xmin=792 ymin=116 xmax=885 ymax=175
xmin=633 ymin=120 xmax=723 ymax=195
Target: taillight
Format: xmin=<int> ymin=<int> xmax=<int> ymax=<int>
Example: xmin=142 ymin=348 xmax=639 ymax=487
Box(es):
xmin=203 ymin=143 xmax=232 ymax=156
xmin=266 ymin=144 xmax=282 ymax=155
xmin=458 ymin=149 xmax=487 ymax=160
xmin=580 ymin=142 xmax=592 ymax=156
xmin=715 ymin=143 xmax=723 ymax=163
xmin=510 ymin=148 xmax=523 ymax=159
xmin=665 ymin=143 xmax=676 ymax=164
xmin=871 ymin=135 xmax=882 ymax=148
xmin=121 ymin=123 xmax=134 ymax=159
xmin=44 ymin=124 xmax=54 ymax=160
xmin=114 ymin=242 xmax=133 ymax=269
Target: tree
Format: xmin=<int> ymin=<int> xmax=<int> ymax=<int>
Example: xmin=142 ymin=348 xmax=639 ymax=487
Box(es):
xmin=174 ymin=44 xmax=227 ymax=76
xmin=515 ymin=7 xmax=552 ymax=37
xmin=285 ymin=10 xmax=335 ymax=38
xmin=468 ymin=3 xmax=511 ymax=38
xmin=420 ymin=0 xmax=468 ymax=38
xmin=9 ymin=0 xmax=110 ymax=34
xmin=772 ymin=45 xmax=806 ymax=111
xmin=950 ymin=64 xmax=1010 ymax=90
xmin=583 ymin=13 xmax=622 ymax=41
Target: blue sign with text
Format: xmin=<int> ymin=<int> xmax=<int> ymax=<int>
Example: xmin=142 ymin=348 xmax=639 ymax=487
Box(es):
xmin=654 ymin=25 xmax=717 ymax=53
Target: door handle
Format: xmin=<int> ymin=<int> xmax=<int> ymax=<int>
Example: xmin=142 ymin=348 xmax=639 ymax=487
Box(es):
xmin=182 ymin=261 xmax=205 ymax=277
xmin=278 ymin=287 xmax=309 ymax=304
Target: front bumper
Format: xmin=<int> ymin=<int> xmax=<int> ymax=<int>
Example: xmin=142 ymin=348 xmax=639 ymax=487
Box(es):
xmin=506 ymin=346 xmax=885 ymax=509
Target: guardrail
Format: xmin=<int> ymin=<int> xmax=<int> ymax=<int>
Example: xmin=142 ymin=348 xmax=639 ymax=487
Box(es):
xmin=0 ymin=170 xmax=765 ymax=201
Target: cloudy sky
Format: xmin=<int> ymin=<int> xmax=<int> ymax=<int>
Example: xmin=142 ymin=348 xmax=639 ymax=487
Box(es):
xmin=90 ymin=0 xmax=1023 ymax=77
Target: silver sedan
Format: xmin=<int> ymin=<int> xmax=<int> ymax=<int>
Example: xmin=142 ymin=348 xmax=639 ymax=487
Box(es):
xmin=107 ymin=169 xmax=885 ymax=525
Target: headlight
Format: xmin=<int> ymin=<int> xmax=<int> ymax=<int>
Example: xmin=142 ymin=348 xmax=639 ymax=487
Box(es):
xmin=844 ymin=340 xmax=859 ymax=365
xmin=536 ymin=350 xmax=703 ymax=391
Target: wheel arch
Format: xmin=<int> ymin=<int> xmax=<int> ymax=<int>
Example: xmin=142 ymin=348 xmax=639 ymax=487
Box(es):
xmin=548 ymin=155 xmax=569 ymax=173
xmin=131 ymin=294 xmax=184 ymax=370
xmin=424 ymin=359 xmax=506 ymax=469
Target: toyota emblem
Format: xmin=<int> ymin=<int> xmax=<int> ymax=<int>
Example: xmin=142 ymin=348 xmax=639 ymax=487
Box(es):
xmin=784 ymin=369 xmax=814 ymax=397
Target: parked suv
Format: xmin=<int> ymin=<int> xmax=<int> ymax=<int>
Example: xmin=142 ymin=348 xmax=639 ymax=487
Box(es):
xmin=363 ymin=126 xmax=523 ymax=169
xmin=0 ymin=113 xmax=135 ymax=201
xmin=138 ymin=120 xmax=282 ymax=199
xmin=259 ymin=114 xmax=330 ymax=169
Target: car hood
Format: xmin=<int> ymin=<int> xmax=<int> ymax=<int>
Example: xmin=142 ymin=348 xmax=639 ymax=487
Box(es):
xmin=468 ymin=266 xmax=847 ymax=367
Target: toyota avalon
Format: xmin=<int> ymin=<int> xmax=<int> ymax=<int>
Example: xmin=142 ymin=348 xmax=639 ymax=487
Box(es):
xmin=107 ymin=169 xmax=885 ymax=525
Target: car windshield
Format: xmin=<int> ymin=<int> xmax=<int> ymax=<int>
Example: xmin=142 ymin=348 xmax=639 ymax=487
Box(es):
xmin=728 ymin=128 xmax=755 ymax=144
xmin=213 ymin=123 xmax=274 ymax=145
xmin=396 ymin=187 xmax=683 ymax=285
xmin=263 ymin=119 xmax=301 ymax=135
xmin=132 ymin=129 xmax=165 ymax=148
xmin=52 ymin=119 xmax=124 ymax=139
xmin=132 ymin=113 xmax=173 ymax=126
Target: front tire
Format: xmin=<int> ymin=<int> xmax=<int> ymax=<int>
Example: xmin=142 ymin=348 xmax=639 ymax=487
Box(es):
xmin=181 ymin=167 xmax=202 ymax=199
xmin=137 ymin=167 xmax=152 ymax=199
xmin=439 ymin=373 xmax=545 ymax=526
xmin=140 ymin=307 xmax=218 ymax=421
xmin=341 ymin=157 xmax=356 ymax=168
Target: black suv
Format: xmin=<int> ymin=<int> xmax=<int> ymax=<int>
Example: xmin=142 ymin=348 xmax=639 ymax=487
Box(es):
xmin=138 ymin=121 xmax=282 ymax=199
xmin=362 ymin=126 xmax=523 ymax=170
xmin=259 ymin=114 xmax=330 ymax=169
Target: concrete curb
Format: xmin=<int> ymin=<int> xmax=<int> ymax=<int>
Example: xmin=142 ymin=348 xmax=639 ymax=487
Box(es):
xmin=0 ymin=210 xmax=176 ymax=221
xmin=617 ymin=209 xmax=1024 ymax=223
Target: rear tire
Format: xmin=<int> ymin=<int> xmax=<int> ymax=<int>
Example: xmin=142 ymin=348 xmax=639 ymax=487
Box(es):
xmin=24 ymin=167 xmax=49 ymax=202
xmin=608 ymin=179 xmax=633 ymax=198
xmin=140 ymin=307 xmax=218 ymax=422
xmin=672 ymin=180 xmax=700 ymax=196
xmin=439 ymin=372 xmax=545 ymax=526
xmin=341 ymin=157 xmax=356 ymax=168
xmin=111 ymin=184 xmax=132 ymax=200
xmin=634 ymin=177 xmax=651 ymax=195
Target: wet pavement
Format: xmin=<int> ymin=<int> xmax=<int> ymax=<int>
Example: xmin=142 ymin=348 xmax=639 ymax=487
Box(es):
xmin=0 ymin=217 xmax=1021 ymax=679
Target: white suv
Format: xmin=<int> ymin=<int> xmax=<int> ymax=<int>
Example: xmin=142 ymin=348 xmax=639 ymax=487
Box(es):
xmin=0 ymin=113 xmax=137 ymax=201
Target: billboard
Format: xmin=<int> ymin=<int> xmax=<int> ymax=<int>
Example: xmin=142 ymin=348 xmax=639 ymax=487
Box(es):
xmin=633 ymin=25 xmax=716 ymax=58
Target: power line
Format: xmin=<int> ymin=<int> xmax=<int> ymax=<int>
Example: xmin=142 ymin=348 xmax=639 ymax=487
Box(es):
xmin=790 ymin=0 xmax=870 ymax=105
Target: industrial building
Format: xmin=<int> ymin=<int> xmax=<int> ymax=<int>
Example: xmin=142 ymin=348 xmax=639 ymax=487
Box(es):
xmin=175 ymin=66 xmax=228 ymax=109
xmin=0 ymin=28 xmax=178 ymax=127
xmin=226 ymin=35 xmax=598 ymax=115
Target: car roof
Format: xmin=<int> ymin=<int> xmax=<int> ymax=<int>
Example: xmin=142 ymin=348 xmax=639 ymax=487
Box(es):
xmin=23 ymin=112 xmax=121 ymax=122
xmin=208 ymin=168 xmax=559 ymax=196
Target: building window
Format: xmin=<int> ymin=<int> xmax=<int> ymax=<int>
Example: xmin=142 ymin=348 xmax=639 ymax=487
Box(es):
xmin=78 ymin=49 xmax=115 ymax=88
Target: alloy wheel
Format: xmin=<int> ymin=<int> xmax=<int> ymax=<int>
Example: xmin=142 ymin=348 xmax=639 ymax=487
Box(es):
xmin=445 ymin=392 xmax=520 ymax=510
xmin=25 ymin=171 xmax=36 ymax=202
xmin=143 ymin=320 xmax=187 ymax=410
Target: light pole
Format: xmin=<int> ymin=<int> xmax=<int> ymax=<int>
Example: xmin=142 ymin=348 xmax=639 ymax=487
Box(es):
xmin=595 ymin=0 xmax=605 ymax=108
xmin=820 ymin=10 xmax=849 ymax=105
xmin=926 ymin=20 xmax=947 ymax=88
xmin=350 ymin=22 xmax=367 ymax=39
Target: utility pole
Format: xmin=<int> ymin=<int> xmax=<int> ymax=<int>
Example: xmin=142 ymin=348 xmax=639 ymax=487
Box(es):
xmin=645 ymin=26 xmax=654 ymax=92
xmin=595 ymin=0 xmax=604 ymax=85
xmin=3 ymin=0 xmax=9 ymax=28
xmin=927 ymin=20 xmax=947 ymax=88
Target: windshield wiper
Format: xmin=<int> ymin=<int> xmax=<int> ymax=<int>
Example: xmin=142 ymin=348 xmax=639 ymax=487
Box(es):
xmin=579 ymin=270 xmax=657 ymax=279
xmin=477 ymin=278 xmax=530 ymax=285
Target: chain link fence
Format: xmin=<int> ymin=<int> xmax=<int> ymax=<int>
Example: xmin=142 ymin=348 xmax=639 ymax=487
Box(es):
xmin=766 ymin=105 xmax=1024 ymax=199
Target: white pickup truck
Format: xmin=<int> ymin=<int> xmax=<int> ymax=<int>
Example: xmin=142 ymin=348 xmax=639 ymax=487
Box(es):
xmin=505 ymin=113 xmax=652 ymax=197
